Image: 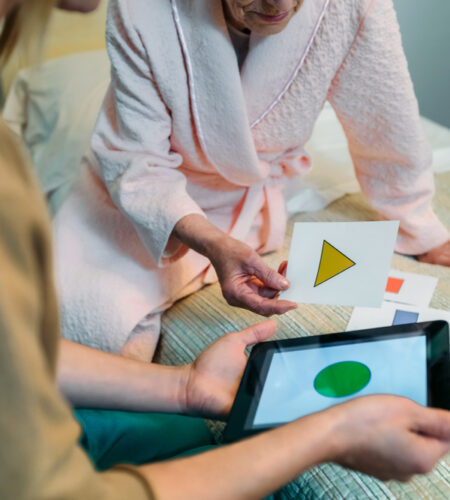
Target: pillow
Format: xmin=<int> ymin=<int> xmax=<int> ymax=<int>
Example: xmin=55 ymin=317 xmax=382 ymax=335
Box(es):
xmin=2 ymin=50 xmax=110 ymax=213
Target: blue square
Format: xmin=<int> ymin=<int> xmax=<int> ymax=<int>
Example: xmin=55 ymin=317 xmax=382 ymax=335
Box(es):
xmin=392 ymin=310 xmax=419 ymax=326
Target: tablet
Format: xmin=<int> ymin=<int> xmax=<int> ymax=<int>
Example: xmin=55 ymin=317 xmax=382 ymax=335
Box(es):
xmin=224 ymin=321 xmax=450 ymax=442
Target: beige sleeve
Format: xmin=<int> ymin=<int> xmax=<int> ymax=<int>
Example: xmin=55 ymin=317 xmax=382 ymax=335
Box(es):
xmin=0 ymin=125 xmax=153 ymax=499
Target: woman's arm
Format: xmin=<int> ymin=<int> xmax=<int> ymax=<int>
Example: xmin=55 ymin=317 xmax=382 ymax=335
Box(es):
xmin=328 ymin=0 xmax=449 ymax=263
xmin=173 ymin=214 xmax=297 ymax=316
xmin=142 ymin=396 xmax=450 ymax=499
xmin=147 ymin=404 xmax=336 ymax=500
xmin=58 ymin=339 xmax=187 ymax=413
xmin=58 ymin=320 xmax=450 ymax=498
xmin=57 ymin=321 xmax=278 ymax=416
xmin=92 ymin=0 xmax=205 ymax=267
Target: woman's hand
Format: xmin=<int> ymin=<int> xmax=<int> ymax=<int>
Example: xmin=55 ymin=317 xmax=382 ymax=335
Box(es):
xmin=173 ymin=214 xmax=297 ymax=316
xmin=182 ymin=320 xmax=277 ymax=418
xmin=417 ymin=240 xmax=450 ymax=267
xmin=329 ymin=395 xmax=450 ymax=481
xmin=209 ymin=238 xmax=297 ymax=316
xmin=144 ymin=394 xmax=450 ymax=500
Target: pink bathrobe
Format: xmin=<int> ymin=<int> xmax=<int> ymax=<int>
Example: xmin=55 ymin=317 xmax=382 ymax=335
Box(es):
xmin=54 ymin=0 xmax=449 ymax=355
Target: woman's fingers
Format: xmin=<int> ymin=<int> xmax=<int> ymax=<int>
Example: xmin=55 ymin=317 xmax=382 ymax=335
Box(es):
xmin=254 ymin=287 xmax=280 ymax=299
xmin=249 ymin=256 xmax=290 ymax=291
xmin=213 ymin=239 xmax=296 ymax=315
xmin=247 ymin=277 xmax=280 ymax=299
xmin=408 ymin=434 xmax=450 ymax=475
xmin=220 ymin=257 xmax=297 ymax=315
xmin=254 ymin=261 xmax=288 ymax=298
xmin=331 ymin=396 xmax=450 ymax=481
xmin=414 ymin=407 xmax=450 ymax=441
xmin=247 ymin=260 xmax=289 ymax=299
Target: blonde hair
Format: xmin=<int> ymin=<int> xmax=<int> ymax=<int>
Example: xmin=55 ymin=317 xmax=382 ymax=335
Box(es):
xmin=0 ymin=0 xmax=55 ymax=95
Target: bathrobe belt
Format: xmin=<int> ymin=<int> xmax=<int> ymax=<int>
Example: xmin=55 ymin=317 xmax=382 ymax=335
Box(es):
xmin=224 ymin=148 xmax=312 ymax=253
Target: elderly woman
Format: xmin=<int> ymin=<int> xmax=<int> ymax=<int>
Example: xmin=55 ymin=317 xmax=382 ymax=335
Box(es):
xmin=55 ymin=0 xmax=450 ymax=359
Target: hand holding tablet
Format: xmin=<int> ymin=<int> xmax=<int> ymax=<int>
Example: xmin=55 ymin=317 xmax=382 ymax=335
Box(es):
xmin=225 ymin=321 xmax=450 ymax=441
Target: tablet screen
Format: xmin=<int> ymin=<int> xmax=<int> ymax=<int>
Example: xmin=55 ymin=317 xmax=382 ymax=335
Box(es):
xmin=250 ymin=335 xmax=427 ymax=428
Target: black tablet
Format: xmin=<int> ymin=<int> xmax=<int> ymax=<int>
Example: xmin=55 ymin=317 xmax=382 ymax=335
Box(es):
xmin=224 ymin=321 xmax=450 ymax=442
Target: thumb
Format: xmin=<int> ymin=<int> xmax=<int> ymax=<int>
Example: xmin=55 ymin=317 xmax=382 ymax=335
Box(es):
xmin=232 ymin=320 xmax=277 ymax=347
xmin=251 ymin=257 xmax=290 ymax=290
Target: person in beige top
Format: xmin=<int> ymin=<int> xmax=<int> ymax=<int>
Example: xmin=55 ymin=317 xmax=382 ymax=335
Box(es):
xmin=1 ymin=1 xmax=450 ymax=499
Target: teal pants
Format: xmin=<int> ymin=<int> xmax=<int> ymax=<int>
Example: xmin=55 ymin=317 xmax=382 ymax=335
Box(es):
xmin=75 ymin=409 xmax=215 ymax=470
xmin=75 ymin=409 xmax=275 ymax=499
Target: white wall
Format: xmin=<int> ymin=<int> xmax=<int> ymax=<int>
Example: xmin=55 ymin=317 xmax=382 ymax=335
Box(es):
xmin=394 ymin=0 xmax=450 ymax=127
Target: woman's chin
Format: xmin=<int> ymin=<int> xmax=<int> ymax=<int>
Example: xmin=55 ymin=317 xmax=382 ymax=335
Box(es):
xmin=250 ymin=21 xmax=291 ymax=36
xmin=247 ymin=13 xmax=293 ymax=36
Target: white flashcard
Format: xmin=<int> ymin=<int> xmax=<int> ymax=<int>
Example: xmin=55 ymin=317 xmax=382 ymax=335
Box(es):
xmin=384 ymin=270 xmax=438 ymax=308
xmin=346 ymin=301 xmax=450 ymax=331
xmin=282 ymin=221 xmax=399 ymax=307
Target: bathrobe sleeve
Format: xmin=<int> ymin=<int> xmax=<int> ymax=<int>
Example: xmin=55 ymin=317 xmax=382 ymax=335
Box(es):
xmin=327 ymin=0 xmax=449 ymax=255
xmin=91 ymin=0 xmax=205 ymax=267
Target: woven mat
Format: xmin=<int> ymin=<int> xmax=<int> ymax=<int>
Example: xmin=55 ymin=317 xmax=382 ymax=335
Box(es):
xmin=158 ymin=172 xmax=450 ymax=499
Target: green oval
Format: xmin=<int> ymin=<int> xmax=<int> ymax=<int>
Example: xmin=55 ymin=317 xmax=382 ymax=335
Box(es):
xmin=314 ymin=361 xmax=371 ymax=398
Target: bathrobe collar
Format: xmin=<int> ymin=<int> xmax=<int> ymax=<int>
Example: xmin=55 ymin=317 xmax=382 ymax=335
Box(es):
xmin=171 ymin=0 xmax=330 ymax=186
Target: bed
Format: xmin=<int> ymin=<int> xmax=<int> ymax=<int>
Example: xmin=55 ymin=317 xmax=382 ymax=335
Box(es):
xmin=2 ymin=19 xmax=450 ymax=499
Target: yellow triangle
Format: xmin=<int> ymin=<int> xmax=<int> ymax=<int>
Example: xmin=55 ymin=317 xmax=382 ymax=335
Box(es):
xmin=314 ymin=240 xmax=356 ymax=287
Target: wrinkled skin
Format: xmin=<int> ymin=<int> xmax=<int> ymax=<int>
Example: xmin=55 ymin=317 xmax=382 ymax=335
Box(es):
xmin=222 ymin=0 xmax=305 ymax=35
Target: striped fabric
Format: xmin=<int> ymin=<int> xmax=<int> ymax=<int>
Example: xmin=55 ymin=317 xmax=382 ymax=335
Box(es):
xmin=157 ymin=172 xmax=450 ymax=499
